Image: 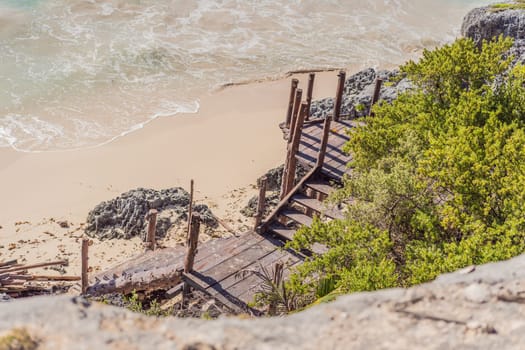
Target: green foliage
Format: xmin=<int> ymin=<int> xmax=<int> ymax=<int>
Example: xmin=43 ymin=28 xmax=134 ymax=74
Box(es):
xmin=491 ymin=1 xmax=525 ymax=11
xmin=0 ymin=328 xmax=38 ymax=350
xmin=286 ymin=36 xmax=525 ymax=306
xmin=239 ymin=262 xmax=307 ymax=315
xmin=287 ymin=218 xmax=398 ymax=300
xmin=123 ymin=290 xmax=170 ymax=317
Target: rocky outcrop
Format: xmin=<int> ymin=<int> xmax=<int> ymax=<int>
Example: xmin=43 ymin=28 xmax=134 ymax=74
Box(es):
xmin=241 ymin=164 xmax=308 ymax=217
xmin=461 ymin=5 xmax=525 ymax=45
xmin=1 ymin=254 xmax=525 ymax=349
xmin=309 ymin=68 xmax=412 ymax=121
xmin=85 ymin=188 xmax=217 ymax=240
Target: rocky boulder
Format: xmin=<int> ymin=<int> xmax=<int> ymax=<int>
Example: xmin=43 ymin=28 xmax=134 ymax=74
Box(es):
xmin=462 ymin=5 xmax=525 ymax=45
xmin=309 ymin=68 xmax=412 ymax=121
xmin=241 ymin=163 xmax=309 ymax=217
xmin=1 ymin=254 xmax=525 ymax=349
xmin=85 ymin=188 xmax=217 ymax=240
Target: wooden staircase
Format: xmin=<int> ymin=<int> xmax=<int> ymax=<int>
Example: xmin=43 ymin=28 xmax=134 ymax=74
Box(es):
xmin=259 ymin=170 xmax=343 ymax=254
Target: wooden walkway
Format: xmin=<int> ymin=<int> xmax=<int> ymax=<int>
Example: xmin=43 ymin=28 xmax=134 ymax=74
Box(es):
xmin=87 ymin=246 xmax=186 ymax=296
xmin=183 ymin=231 xmax=302 ymax=313
xmin=85 ymin=71 xmax=363 ymax=314
xmin=297 ymin=119 xmax=356 ymax=181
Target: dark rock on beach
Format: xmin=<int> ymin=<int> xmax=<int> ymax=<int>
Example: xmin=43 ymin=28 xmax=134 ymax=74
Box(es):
xmin=309 ymin=68 xmax=412 ymax=121
xmin=85 ymin=188 xmax=217 ymax=240
xmin=255 ymin=163 xmax=309 ymax=192
xmin=242 ymin=163 xmax=309 ymax=217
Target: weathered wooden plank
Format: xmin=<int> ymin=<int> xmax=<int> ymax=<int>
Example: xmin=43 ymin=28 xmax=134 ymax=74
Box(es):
xmin=281 ymin=208 xmax=313 ymax=227
xmin=198 ymin=241 xmax=277 ymax=288
xmin=87 ymin=265 xmax=184 ymax=296
xmin=206 ymin=248 xmax=299 ymax=299
xmin=192 ymin=232 xmax=266 ymax=272
xmin=226 ymin=250 xmax=302 ymax=301
xmin=304 ymin=180 xmax=336 ymax=196
xmin=236 ymin=259 xmax=302 ymax=304
xmin=291 ymin=194 xmax=344 ymax=220
xmin=182 ymin=272 xmax=246 ymax=314
xmin=268 ymin=222 xmax=296 ymax=241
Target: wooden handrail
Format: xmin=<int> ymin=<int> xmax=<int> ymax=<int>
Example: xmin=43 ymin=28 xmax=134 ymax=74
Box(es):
xmin=259 ymin=166 xmax=318 ymax=233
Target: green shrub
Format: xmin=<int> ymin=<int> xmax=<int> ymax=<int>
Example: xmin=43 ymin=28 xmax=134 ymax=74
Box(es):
xmin=285 ymin=36 xmax=525 ymax=307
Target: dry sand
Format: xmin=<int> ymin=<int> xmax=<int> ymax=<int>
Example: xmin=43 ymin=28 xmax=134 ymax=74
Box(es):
xmin=0 ymin=71 xmax=339 ymax=278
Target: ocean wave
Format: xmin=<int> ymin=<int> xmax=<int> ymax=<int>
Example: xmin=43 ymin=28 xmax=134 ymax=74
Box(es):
xmin=0 ymin=0 xmax=494 ymax=152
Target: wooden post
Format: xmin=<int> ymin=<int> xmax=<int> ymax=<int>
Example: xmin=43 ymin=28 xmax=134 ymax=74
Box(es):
xmin=254 ymin=176 xmax=267 ymax=230
xmin=146 ymin=209 xmax=158 ymax=251
xmin=333 ymin=70 xmax=346 ymax=122
xmin=186 ymin=179 xmax=194 ymax=240
xmin=305 ymin=188 xmax=314 ymax=217
xmin=316 ymin=115 xmax=332 ymax=169
xmin=305 ymin=73 xmax=315 ymax=121
xmin=285 ymin=79 xmax=299 ymax=128
xmin=184 ymin=213 xmax=201 ymax=274
xmin=81 ymin=238 xmax=89 ymax=295
xmin=369 ymin=78 xmax=383 ymax=116
xmin=281 ymin=102 xmax=308 ymax=199
xmin=288 ymin=88 xmax=303 ymax=141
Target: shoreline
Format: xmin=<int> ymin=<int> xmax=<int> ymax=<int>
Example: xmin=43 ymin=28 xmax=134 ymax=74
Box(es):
xmin=0 ymin=70 xmax=342 ymax=276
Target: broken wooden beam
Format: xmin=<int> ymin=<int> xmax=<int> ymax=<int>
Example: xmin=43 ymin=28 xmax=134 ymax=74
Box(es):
xmin=0 ymin=260 xmax=67 ymax=275
xmin=0 ymin=259 xmax=18 ymax=268
xmin=86 ymin=266 xmax=184 ymax=296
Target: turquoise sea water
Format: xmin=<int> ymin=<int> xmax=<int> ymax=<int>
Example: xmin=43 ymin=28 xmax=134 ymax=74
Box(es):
xmin=0 ymin=0 xmax=494 ymax=151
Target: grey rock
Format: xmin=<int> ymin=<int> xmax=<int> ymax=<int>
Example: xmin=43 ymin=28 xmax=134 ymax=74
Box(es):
xmin=256 ymin=163 xmax=309 ymax=192
xmin=462 ymin=6 xmax=525 ymax=45
xmin=240 ymin=192 xmax=280 ymax=218
xmin=2 ymin=254 xmax=525 ymax=349
xmin=85 ymin=188 xmax=217 ymax=240
xmin=309 ymin=68 xmax=412 ymax=121
xmin=463 ymin=283 xmax=491 ymax=304
xmin=242 ymin=164 xmax=309 ymax=217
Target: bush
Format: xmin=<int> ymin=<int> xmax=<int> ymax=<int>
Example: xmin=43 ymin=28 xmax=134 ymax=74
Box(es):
xmin=286 ymin=36 xmax=525 ymax=305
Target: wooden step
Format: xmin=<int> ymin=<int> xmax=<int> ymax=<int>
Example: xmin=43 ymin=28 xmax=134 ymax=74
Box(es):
xmin=268 ymin=222 xmax=296 ymax=241
xmin=267 ymin=222 xmax=327 ymax=254
xmin=304 ymin=180 xmax=336 ymax=196
xmin=281 ymin=208 xmax=313 ymax=227
xmin=291 ymin=194 xmax=344 ymax=220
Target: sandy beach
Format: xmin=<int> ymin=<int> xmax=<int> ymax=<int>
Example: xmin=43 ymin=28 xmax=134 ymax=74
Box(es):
xmin=0 ymin=71 xmax=339 ymax=277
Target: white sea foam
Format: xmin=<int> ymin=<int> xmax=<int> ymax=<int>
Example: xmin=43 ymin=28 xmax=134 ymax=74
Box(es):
xmin=0 ymin=0 xmax=494 ymax=152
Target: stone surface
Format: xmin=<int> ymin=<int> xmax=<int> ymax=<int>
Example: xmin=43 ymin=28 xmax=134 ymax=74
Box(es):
xmin=85 ymin=188 xmax=217 ymax=240
xmin=1 ymin=255 xmax=525 ymax=349
xmin=308 ymin=68 xmax=412 ymax=121
xmin=461 ymin=6 xmax=525 ymax=45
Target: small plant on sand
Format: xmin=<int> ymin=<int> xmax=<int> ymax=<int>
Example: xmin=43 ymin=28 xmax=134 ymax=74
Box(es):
xmin=122 ymin=290 xmax=170 ymax=317
xmin=237 ymin=262 xmax=307 ymax=315
xmin=0 ymin=328 xmax=39 ymax=350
